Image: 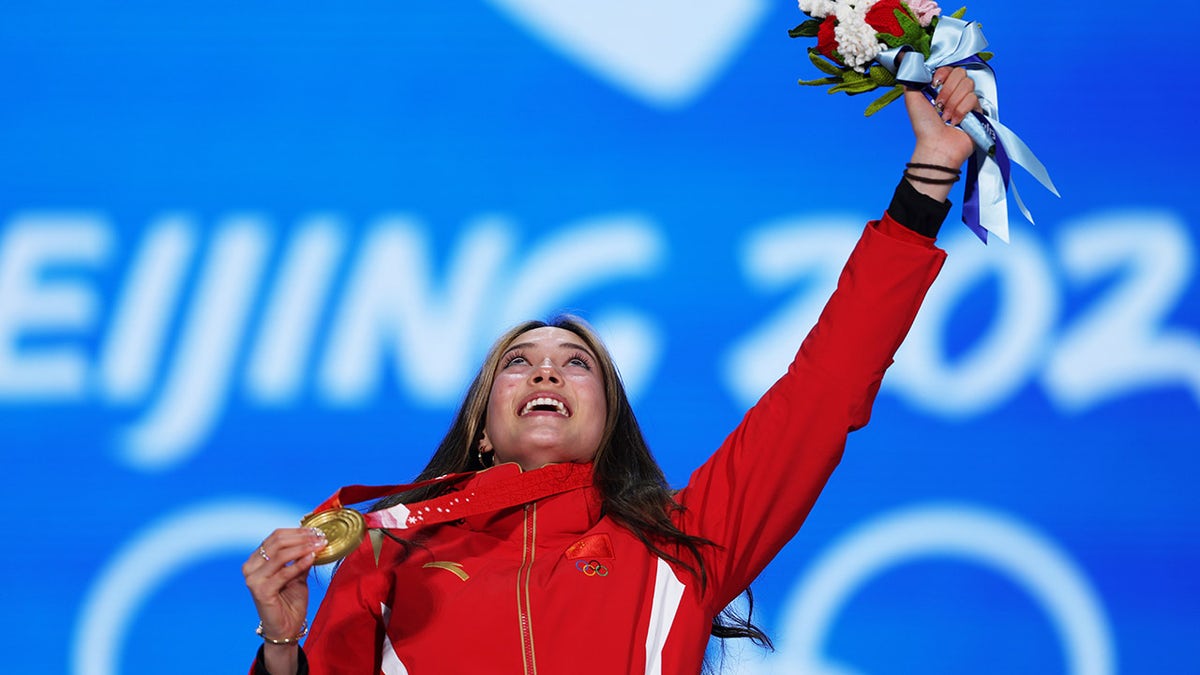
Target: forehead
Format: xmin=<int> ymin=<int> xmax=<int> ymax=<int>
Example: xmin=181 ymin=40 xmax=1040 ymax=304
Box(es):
xmin=505 ymin=326 xmax=592 ymax=352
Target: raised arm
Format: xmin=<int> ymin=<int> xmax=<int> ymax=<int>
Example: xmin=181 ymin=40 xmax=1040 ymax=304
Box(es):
xmin=676 ymin=67 xmax=980 ymax=610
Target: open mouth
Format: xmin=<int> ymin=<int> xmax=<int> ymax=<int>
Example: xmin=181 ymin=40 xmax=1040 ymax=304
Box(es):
xmin=520 ymin=397 xmax=570 ymax=417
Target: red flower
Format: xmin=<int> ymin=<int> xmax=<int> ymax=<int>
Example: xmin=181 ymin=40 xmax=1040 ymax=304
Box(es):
xmin=816 ymin=16 xmax=841 ymax=63
xmin=865 ymin=0 xmax=907 ymax=38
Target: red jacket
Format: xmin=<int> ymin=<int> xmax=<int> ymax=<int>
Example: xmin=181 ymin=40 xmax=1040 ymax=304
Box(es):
xmin=266 ymin=216 xmax=945 ymax=675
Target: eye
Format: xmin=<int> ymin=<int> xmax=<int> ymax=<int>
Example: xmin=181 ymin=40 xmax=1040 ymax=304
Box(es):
xmin=502 ymin=351 xmax=528 ymax=368
xmin=566 ymin=351 xmax=593 ymax=370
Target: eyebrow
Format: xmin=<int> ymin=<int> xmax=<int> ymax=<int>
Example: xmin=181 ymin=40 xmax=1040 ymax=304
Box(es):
xmin=502 ymin=341 xmax=596 ymax=358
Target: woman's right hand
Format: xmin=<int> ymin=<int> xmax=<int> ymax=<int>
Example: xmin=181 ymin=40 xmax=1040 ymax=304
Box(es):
xmin=243 ymin=527 xmax=328 ymax=645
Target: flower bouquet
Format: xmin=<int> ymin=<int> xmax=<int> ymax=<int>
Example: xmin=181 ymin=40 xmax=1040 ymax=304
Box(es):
xmin=789 ymin=0 xmax=1058 ymax=243
xmin=790 ymin=0 xmax=986 ymax=117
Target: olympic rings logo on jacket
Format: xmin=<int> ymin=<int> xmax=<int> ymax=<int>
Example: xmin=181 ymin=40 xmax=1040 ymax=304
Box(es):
xmin=575 ymin=559 xmax=609 ymax=577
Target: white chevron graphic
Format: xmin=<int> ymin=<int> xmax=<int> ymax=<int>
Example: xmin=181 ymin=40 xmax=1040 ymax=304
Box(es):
xmin=485 ymin=0 xmax=768 ymax=107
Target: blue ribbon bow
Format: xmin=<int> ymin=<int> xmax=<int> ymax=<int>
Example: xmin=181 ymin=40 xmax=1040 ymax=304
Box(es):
xmin=878 ymin=17 xmax=1059 ymax=243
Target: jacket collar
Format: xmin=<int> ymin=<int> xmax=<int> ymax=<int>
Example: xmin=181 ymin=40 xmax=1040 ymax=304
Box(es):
xmin=461 ymin=462 xmax=602 ymax=545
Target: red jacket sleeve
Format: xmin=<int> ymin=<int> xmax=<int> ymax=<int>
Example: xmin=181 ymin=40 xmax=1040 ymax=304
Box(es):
xmin=675 ymin=215 xmax=946 ymax=610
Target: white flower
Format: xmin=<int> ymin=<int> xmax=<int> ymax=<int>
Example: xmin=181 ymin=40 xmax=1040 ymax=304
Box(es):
xmin=833 ymin=0 xmax=886 ymax=71
xmin=798 ymin=0 xmax=838 ymax=18
xmin=904 ymin=0 xmax=942 ymax=27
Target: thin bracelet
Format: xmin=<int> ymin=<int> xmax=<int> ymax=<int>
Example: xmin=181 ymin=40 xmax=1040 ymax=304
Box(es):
xmin=256 ymin=621 xmax=309 ymax=645
xmin=905 ymin=162 xmax=961 ymax=175
xmin=903 ymin=170 xmax=959 ymax=185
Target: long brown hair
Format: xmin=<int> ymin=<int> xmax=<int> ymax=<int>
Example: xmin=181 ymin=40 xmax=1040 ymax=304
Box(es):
xmin=373 ymin=315 xmax=771 ymax=648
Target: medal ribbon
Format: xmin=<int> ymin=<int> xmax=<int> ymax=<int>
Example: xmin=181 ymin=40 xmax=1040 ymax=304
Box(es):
xmin=306 ymin=462 xmax=595 ymax=532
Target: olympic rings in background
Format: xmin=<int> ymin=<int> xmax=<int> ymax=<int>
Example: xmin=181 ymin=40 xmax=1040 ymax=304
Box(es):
xmin=575 ymin=559 xmax=609 ymax=577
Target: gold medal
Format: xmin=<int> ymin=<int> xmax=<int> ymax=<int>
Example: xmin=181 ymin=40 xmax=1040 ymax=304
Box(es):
xmin=301 ymin=508 xmax=366 ymax=565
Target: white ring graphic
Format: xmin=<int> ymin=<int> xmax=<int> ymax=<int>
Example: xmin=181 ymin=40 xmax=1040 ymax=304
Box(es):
xmin=772 ymin=504 xmax=1115 ymax=675
xmin=71 ymin=500 xmax=306 ymax=675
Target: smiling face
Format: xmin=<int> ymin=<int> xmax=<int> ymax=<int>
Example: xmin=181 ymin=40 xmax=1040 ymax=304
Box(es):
xmin=481 ymin=326 xmax=608 ymax=471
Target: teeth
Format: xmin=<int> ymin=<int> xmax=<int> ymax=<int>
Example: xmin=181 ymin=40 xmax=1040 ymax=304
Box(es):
xmin=521 ymin=397 xmax=568 ymax=416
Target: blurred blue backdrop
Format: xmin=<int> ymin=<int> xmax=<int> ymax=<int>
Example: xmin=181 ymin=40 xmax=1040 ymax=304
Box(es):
xmin=1 ymin=2 xmax=1197 ymax=674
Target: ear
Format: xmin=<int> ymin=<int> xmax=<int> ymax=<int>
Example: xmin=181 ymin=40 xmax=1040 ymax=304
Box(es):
xmin=478 ymin=431 xmax=493 ymax=454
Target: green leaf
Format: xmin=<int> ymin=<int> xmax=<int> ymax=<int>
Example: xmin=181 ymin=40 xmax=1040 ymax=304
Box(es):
xmin=864 ymin=85 xmax=905 ymax=116
xmin=868 ymin=65 xmax=896 ymax=86
xmin=878 ymin=32 xmax=909 ymax=49
xmin=895 ymin=8 xmax=925 ymax=42
xmin=797 ymin=76 xmax=842 ymax=87
xmin=979 ymin=51 xmax=994 ymax=61
xmin=841 ymin=68 xmax=867 ymax=83
xmin=830 ymin=79 xmax=880 ymax=95
xmin=950 ymin=6 xmax=968 ymax=19
xmin=788 ymin=18 xmax=823 ymax=38
xmin=807 ymin=49 xmax=846 ymax=75
xmin=916 ymin=32 xmax=932 ymax=55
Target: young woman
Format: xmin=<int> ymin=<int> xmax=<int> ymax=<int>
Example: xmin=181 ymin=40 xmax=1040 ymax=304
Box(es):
xmin=244 ymin=66 xmax=981 ymax=675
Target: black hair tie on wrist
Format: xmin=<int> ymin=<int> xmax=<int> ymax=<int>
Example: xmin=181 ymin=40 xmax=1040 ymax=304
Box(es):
xmin=903 ymin=170 xmax=959 ymax=185
xmin=905 ymin=162 xmax=961 ymax=175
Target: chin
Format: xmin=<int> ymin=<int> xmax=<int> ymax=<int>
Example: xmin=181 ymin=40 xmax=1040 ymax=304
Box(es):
xmin=504 ymin=448 xmax=596 ymax=470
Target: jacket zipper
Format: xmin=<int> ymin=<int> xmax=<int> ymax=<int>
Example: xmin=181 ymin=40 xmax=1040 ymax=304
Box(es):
xmin=518 ymin=502 xmax=538 ymax=674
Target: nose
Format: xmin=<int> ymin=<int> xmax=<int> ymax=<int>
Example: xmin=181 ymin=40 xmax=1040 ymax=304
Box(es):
xmin=530 ymin=357 xmax=561 ymax=385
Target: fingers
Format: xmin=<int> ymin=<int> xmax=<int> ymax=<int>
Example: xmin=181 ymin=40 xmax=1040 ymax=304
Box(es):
xmin=243 ymin=528 xmax=326 ymax=595
xmin=931 ymin=66 xmax=980 ymax=127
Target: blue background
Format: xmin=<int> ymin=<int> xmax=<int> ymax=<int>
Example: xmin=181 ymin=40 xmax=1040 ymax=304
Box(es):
xmin=1 ymin=2 xmax=1197 ymax=674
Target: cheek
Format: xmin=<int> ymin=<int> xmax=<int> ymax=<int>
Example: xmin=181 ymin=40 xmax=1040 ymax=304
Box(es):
xmin=485 ymin=378 xmax=515 ymax=421
xmin=582 ymin=382 xmax=608 ymax=422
